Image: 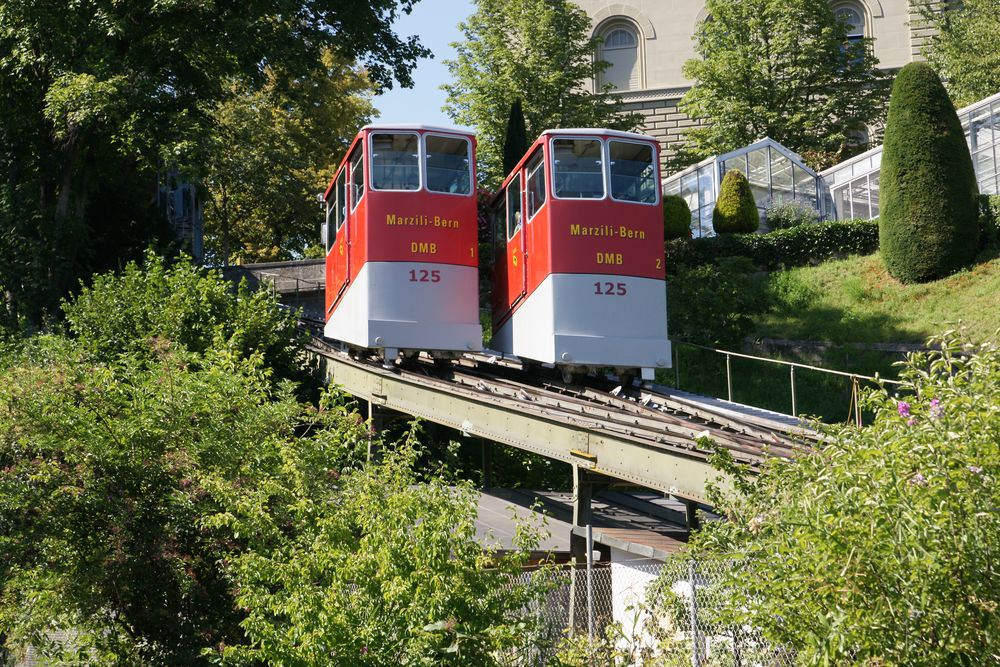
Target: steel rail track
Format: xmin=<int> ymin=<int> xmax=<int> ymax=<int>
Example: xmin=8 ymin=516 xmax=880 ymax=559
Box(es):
xmin=301 ymin=325 xmax=811 ymax=470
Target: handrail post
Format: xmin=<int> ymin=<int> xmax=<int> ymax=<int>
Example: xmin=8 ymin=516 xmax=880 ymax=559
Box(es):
xmin=726 ymin=353 xmax=733 ymax=402
xmin=790 ymin=365 xmax=797 ymax=416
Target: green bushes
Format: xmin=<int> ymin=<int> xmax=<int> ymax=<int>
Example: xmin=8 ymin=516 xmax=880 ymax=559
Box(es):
xmin=980 ymin=194 xmax=1000 ymax=249
xmin=879 ymin=62 xmax=980 ymax=283
xmin=663 ymin=195 xmax=692 ymax=240
xmin=667 ymin=257 xmax=769 ymax=347
xmin=712 ymin=170 xmax=760 ymax=234
xmin=765 ymin=200 xmax=821 ymax=229
xmin=664 ymin=219 xmax=879 ymax=275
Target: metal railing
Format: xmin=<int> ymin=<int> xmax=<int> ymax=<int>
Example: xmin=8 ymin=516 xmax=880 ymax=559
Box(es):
xmin=671 ymin=340 xmax=903 ymax=426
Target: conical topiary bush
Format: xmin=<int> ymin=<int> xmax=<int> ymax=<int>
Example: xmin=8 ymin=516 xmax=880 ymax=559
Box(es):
xmin=879 ymin=62 xmax=980 ymax=283
xmin=663 ymin=195 xmax=692 ymax=239
xmin=713 ymin=169 xmax=759 ymax=234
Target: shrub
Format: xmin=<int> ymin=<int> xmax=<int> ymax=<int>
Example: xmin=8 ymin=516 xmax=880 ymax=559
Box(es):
xmin=664 ymin=219 xmax=879 ymax=275
xmin=979 ymin=194 xmax=1000 ymax=250
xmin=765 ymin=200 xmax=821 ymax=229
xmin=712 ymin=170 xmax=760 ymax=234
xmin=663 ymin=195 xmax=692 ymax=240
xmin=879 ymin=62 xmax=980 ymax=283
xmin=667 ymin=256 xmax=769 ymax=347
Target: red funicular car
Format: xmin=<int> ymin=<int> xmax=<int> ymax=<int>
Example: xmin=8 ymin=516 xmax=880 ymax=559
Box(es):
xmin=322 ymin=125 xmax=482 ymax=363
xmin=488 ymin=129 xmax=671 ymax=383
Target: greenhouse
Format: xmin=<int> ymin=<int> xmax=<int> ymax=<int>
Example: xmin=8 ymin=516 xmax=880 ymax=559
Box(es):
xmin=662 ymin=138 xmax=823 ymax=238
xmin=821 ymin=90 xmax=1000 ymax=220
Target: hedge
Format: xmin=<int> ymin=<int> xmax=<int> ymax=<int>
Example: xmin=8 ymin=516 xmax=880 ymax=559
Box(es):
xmin=713 ymin=169 xmax=760 ymax=234
xmin=980 ymin=194 xmax=1000 ymax=248
xmin=664 ymin=219 xmax=879 ymax=275
xmin=663 ymin=195 xmax=692 ymax=240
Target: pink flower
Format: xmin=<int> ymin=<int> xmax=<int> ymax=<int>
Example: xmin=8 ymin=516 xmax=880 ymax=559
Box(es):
xmin=897 ymin=401 xmax=911 ymax=418
xmin=907 ymin=417 xmax=917 ymax=426
xmin=969 ymin=465 xmax=983 ymax=475
xmin=929 ymin=398 xmax=944 ymax=419
xmin=909 ymin=472 xmax=927 ymax=486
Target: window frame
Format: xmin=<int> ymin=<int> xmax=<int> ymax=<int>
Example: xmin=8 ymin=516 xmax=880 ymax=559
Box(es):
xmin=506 ymin=173 xmax=523 ymax=241
xmin=596 ymin=19 xmax=643 ymax=92
xmin=349 ymin=145 xmax=365 ymax=212
xmin=368 ymin=131 xmax=422 ymax=193
xmin=335 ymin=168 xmax=347 ymax=231
xmin=422 ymin=131 xmax=474 ymax=197
xmin=548 ymin=135 xmax=608 ymax=202
xmin=524 ymin=148 xmax=547 ymax=221
xmin=607 ymin=138 xmax=660 ymax=206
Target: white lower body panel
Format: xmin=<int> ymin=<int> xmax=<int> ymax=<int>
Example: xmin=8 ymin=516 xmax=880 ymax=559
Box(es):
xmin=493 ymin=273 xmax=671 ymax=373
xmin=325 ymin=262 xmax=483 ymax=353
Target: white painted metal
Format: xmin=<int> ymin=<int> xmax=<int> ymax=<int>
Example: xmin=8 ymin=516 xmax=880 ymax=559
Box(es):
xmin=542 ymin=128 xmax=658 ymax=142
xmin=492 ymin=273 xmax=671 ymax=373
xmin=325 ymin=261 xmax=483 ymax=353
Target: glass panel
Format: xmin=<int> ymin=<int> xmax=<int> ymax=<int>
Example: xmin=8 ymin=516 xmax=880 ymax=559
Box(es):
xmin=664 ymin=178 xmax=681 ymax=195
xmin=525 ymin=151 xmax=546 ymax=219
xmin=371 ymin=133 xmax=419 ymax=191
xmin=609 ymin=140 xmax=656 ymax=203
xmin=552 ymin=138 xmax=604 ymax=198
xmin=604 ymin=28 xmax=637 ymax=48
xmin=832 ymin=184 xmax=852 ymax=220
xmin=970 ymin=109 xmax=993 ymax=153
xmin=680 ymin=171 xmax=698 ymax=216
xmin=770 ymin=149 xmax=793 ymax=204
xmin=852 ymin=156 xmax=871 ymax=178
xmin=425 ymin=135 xmax=471 ymax=195
xmin=871 ymin=151 xmax=882 ymax=170
xmin=350 ymin=148 xmax=364 ymax=209
xmin=869 ymin=172 xmax=880 ymax=218
xmin=793 ymin=164 xmax=817 ymax=206
xmin=698 ymin=166 xmax=715 ymax=207
xmin=850 ymin=176 xmax=871 ymax=220
xmin=506 ymin=173 xmax=522 ymax=239
xmin=335 ymin=170 xmax=347 ymax=230
xmin=490 ymin=197 xmax=505 ymax=262
xmin=974 ymin=148 xmax=996 ymax=187
xmin=699 ymin=204 xmax=713 ymax=238
xmin=747 ymin=148 xmax=770 ymax=207
xmin=722 ymin=155 xmax=747 ymax=176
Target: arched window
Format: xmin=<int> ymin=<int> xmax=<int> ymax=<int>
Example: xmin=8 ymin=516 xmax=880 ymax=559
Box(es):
xmin=834 ymin=3 xmax=866 ymax=44
xmin=598 ymin=22 xmax=641 ymax=92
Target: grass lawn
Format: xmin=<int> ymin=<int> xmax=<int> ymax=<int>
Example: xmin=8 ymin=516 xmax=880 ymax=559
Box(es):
xmin=758 ymin=252 xmax=1000 ymax=344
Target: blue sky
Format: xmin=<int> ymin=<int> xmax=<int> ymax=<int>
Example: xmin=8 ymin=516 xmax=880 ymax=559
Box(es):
xmin=372 ymin=0 xmax=476 ymax=128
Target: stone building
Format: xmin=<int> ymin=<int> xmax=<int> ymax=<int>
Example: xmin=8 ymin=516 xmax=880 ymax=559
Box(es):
xmin=573 ymin=0 xmax=939 ymax=167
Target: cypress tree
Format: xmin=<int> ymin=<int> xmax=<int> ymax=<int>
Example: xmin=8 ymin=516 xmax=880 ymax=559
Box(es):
xmin=879 ymin=62 xmax=980 ymax=283
xmin=712 ymin=170 xmax=760 ymax=234
xmin=502 ymin=99 xmax=528 ymax=176
xmin=663 ymin=195 xmax=692 ymax=239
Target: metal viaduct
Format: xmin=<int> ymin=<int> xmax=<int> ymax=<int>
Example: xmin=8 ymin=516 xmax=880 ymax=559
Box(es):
xmin=233 ymin=260 xmax=813 ymax=550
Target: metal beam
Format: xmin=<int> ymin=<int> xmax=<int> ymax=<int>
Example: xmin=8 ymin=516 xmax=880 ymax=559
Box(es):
xmin=313 ymin=349 xmax=732 ymax=503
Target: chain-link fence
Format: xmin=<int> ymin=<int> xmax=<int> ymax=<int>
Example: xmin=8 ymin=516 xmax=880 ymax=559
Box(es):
xmin=498 ymin=558 xmax=797 ymax=667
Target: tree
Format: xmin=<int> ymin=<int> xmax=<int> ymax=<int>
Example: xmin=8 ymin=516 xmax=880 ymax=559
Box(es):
xmin=712 ymin=170 xmax=760 ymax=234
xmin=921 ymin=0 xmax=1000 ymax=108
xmin=219 ymin=437 xmax=553 ymax=666
xmin=674 ymin=330 xmax=1000 ymax=664
xmin=502 ymin=99 xmax=529 ymax=176
xmin=879 ymin=62 xmax=979 ymax=284
xmin=0 ymin=0 xmax=428 ymax=324
xmin=678 ymin=0 xmax=889 ymax=170
xmin=202 ymin=51 xmax=376 ymax=265
xmin=443 ymin=0 xmax=641 ymax=187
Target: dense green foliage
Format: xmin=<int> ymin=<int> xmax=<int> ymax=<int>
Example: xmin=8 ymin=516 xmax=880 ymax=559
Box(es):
xmin=764 ymin=201 xmax=821 ymax=230
xmin=0 ymin=256 xmax=549 ymax=664
xmin=443 ymin=0 xmax=640 ymax=187
xmin=667 ymin=257 xmax=769 ymax=347
xmin=221 ymin=437 xmax=550 ymax=666
xmin=0 ymin=0 xmax=426 ymax=324
xmin=677 ymin=331 xmax=1000 ymax=664
xmin=921 ymin=0 xmax=1000 ymax=107
xmin=679 ymin=0 xmax=889 ymax=170
xmin=62 ymin=252 xmax=303 ymax=381
xmin=980 ymin=194 xmax=1000 ymax=250
xmin=662 ymin=195 xmax=692 ymax=240
xmin=502 ymin=100 xmax=529 ymax=176
xmin=879 ymin=63 xmax=980 ymax=283
xmin=665 ymin=220 xmax=880 ymax=275
xmin=712 ymin=171 xmax=760 ymax=234
xmin=203 ymin=51 xmax=375 ymax=265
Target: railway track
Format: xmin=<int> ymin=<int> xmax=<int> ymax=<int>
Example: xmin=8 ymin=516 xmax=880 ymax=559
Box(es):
xmin=301 ymin=321 xmax=812 ymax=472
